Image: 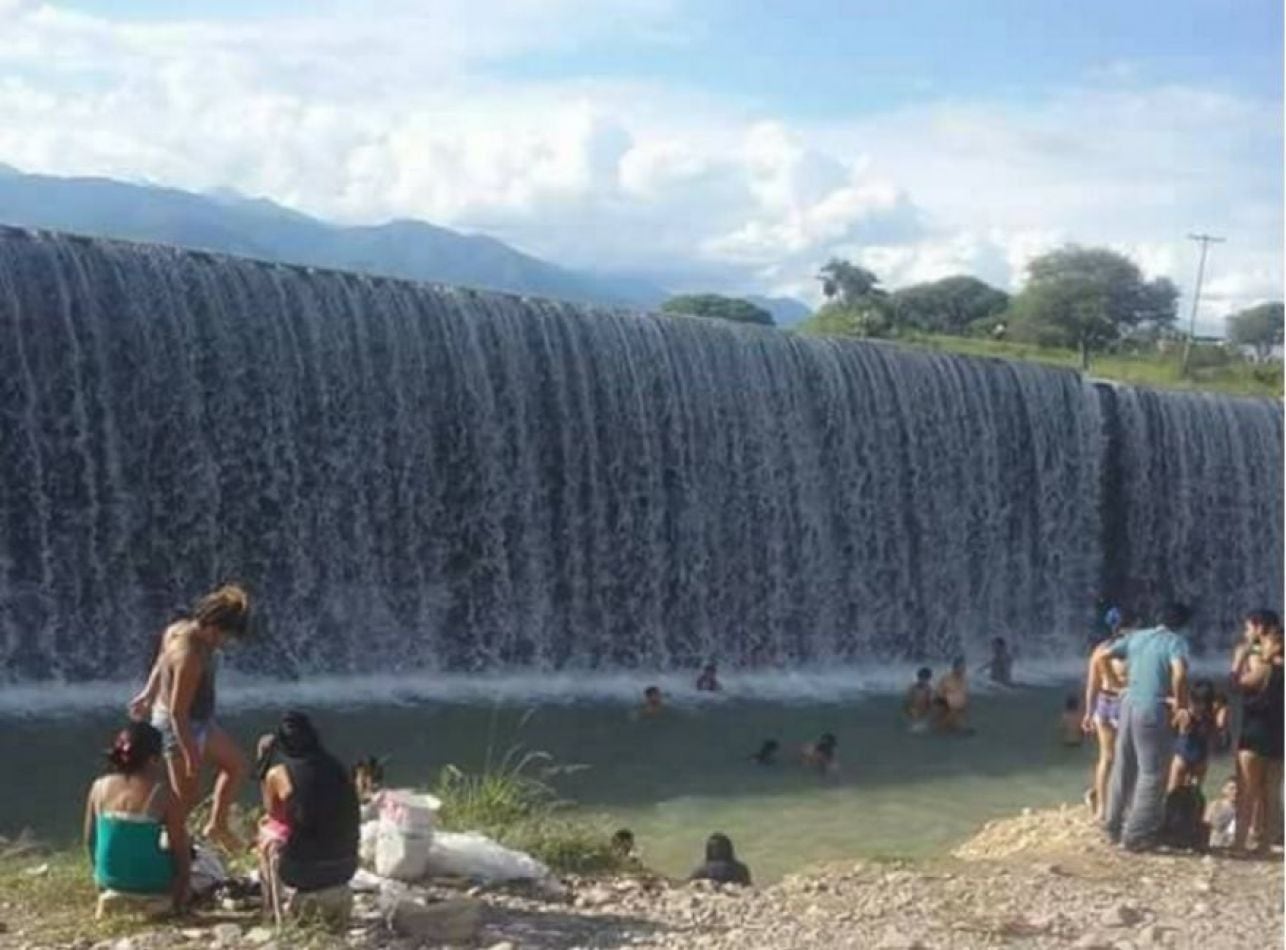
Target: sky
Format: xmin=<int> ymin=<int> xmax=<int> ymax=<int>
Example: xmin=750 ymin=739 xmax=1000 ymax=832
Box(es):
xmin=0 ymin=0 xmax=1281 ymax=329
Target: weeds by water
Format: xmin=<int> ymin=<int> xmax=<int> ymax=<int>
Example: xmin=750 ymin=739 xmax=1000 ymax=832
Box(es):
xmin=431 ymin=707 xmax=632 ymax=875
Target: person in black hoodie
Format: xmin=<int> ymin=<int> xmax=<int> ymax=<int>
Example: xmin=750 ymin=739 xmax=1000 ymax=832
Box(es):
xmin=257 ymin=712 xmax=359 ymax=896
xmin=689 ymin=833 xmax=751 ymax=886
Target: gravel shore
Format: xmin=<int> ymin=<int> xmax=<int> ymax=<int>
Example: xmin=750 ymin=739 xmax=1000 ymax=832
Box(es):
xmin=4 ymin=806 xmax=1281 ymax=950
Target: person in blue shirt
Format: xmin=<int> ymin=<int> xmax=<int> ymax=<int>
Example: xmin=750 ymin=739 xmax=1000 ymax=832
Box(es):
xmin=1096 ymin=602 xmax=1193 ymax=851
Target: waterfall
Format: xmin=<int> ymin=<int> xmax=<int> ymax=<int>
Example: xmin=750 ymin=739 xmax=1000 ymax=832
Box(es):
xmin=0 ymin=227 xmax=1280 ymax=681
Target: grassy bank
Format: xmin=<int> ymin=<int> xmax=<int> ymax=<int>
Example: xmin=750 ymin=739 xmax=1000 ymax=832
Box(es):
xmin=864 ymin=333 xmax=1283 ymax=398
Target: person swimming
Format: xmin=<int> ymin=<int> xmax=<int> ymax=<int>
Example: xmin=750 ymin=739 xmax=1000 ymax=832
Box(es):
xmin=801 ymin=733 xmax=837 ymax=772
xmin=936 ymin=657 xmax=970 ymax=731
xmin=640 ymin=686 xmax=664 ymax=716
xmin=695 ymin=663 xmax=721 ymax=692
xmin=980 ymin=637 xmax=1014 ymax=686
xmin=750 ymin=739 xmax=779 ymax=765
xmin=904 ymin=667 xmax=934 ymax=732
xmin=610 ymin=828 xmax=637 ymax=860
xmin=1059 ymin=695 xmax=1084 ymax=746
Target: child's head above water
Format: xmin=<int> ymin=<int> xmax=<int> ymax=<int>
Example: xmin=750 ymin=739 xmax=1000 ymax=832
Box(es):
xmin=916 ymin=666 xmax=932 ymax=683
xmin=644 ymin=685 xmax=662 ymax=704
xmin=611 ymin=828 xmax=635 ymax=855
xmin=755 ymin=739 xmax=779 ymax=759
xmin=105 ymin=721 xmax=163 ymax=775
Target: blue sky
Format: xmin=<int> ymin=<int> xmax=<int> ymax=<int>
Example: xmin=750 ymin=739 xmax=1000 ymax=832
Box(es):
xmin=1 ymin=0 xmax=1282 ymax=327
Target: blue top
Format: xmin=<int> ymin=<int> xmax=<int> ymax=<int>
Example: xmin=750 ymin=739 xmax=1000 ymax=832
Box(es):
xmin=1109 ymin=626 xmax=1189 ymax=705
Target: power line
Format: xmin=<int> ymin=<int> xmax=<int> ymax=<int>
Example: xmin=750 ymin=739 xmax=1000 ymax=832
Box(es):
xmin=1180 ymin=232 xmax=1226 ymax=377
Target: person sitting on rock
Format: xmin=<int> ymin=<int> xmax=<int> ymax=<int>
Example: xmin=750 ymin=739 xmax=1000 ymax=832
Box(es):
xmin=689 ymin=833 xmax=751 ymax=886
xmin=800 ymin=733 xmax=838 ymax=773
xmin=84 ymin=721 xmax=190 ymax=911
xmin=695 ymin=662 xmax=721 ymax=692
xmin=257 ymin=711 xmax=360 ymax=925
xmin=904 ymin=667 xmax=934 ymax=733
xmin=1205 ymin=776 xmax=1238 ymax=848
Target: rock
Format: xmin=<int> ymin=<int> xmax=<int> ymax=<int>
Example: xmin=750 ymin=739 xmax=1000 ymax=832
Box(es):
xmin=1101 ymin=903 xmax=1143 ymax=928
xmin=21 ymin=863 xmax=47 ymax=877
xmin=1072 ymin=933 xmax=1114 ymax=949
xmin=245 ymin=926 xmax=276 ymax=945
xmin=875 ymin=931 xmax=925 ymax=950
xmin=1192 ymin=879 xmax=1213 ymax=893
xmin=211 ymin=923 xmax=243 ymax=946
xmin=485 ymin=943 xmax=516 ymax=950
xmin=1190 ymin=901 xmax=1211 ymax=917
xmin=389 ymin=897 xmax=483 ymax=945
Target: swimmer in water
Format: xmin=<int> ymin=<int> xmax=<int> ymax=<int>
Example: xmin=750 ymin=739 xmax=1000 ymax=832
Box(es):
xmin=979 ymin=637 xmax=1014 ymax=686
xmin=750 ymin=739 xmax=779 ymax=765
xmin=801 ymin=733 xmax=838 ymax=773
xmin=695 ymin=663 xmax=721 ymax=692
xmin=904 ymin=666 xmax=934 ymax=733
xmin=640 ymin=686 xmax=664 ymax=716
xmin=936 ymin=657 xmax=970 ymax=732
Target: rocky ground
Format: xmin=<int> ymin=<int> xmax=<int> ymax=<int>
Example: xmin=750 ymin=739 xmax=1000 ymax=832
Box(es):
xmin=2 ymin=807 xmax=1281 ymax=949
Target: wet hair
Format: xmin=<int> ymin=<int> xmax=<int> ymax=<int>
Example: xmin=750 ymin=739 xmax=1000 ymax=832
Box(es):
xmin=1064 ymin=694 xmax=1079 ymax=712
xmin=352 ymin=756 xmax=385 ymax=790
xmin=106 ymin=721 xmax=163 ymax=775
xmin=1245 ymin=609 xmax=1281 ymax=633
xmin=644 ymin=686 xmax=661 ymax=700
xmin=1159 ymin=602 xmax=1192 ymax=631
xmin=611 ymin=829 xmax=635 ymax=853
xmin=916 ymin=667 xmax=932 ymax=682
xmin=192 ymin=584 xmax=251 ymax=638
xmin=276 ymin=710 xmax=321 ymax=757
xmin=705 ymin=832 xmax=736 ymax=863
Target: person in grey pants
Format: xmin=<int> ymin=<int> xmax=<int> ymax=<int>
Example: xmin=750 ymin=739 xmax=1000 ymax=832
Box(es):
xmin=1099 ymin=602 xmax=1192 ymax=850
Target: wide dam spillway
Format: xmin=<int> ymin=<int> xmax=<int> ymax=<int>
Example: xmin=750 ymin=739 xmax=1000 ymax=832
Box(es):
xmin=0 ymin=228 xmax=1281 ymax=681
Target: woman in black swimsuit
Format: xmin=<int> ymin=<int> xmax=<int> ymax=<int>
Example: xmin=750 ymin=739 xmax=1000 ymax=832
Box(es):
xmin=1231 ymin=609 xmax=1284 ymax=853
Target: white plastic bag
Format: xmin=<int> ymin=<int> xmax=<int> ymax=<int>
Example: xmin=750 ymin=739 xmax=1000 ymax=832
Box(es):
xmin=359 ymin=818 xmax=379 ymax=869
xmin=424 ymin=830 xmax=550 ymax=883
xmin=373 ymin=789 xmax=440 ymax=881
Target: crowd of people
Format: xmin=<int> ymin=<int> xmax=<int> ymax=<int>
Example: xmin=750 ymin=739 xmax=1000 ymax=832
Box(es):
xmin=81 ymin=584 xmax=1283 ymax=920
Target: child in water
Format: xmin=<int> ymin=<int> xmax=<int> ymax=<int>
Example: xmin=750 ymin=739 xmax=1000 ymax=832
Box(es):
xmin=640 ymin=686 xmax=664 ymax=716
xmin=904 ymin=667 xmax=934 ymax=733
xmin=800 ymin=733 xmax=838 ymax=773
xmin=695 ymin=663 xmax=721 ymax=692
xmin=1059 ymin=695 xmax=1084 ymax=746
xmin=979 ymin=637 xmax=1014 ymax=686
xmin=750 ymin=739 xmax=779 ymax=765
xmin=936 ymin=657 xmax=971 ymax=732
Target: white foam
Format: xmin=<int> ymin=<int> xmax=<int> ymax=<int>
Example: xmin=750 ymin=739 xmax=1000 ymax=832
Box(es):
xmin=0 ymin=656 xmax=1110 ymax=720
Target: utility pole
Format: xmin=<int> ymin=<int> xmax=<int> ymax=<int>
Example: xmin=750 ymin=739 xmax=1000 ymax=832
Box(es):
xmin=1180 ymin=232 xmax=1225 ymax=377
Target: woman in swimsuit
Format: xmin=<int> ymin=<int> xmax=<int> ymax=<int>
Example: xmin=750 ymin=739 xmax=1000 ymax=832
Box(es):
xmin=84 ymin=721 xmax=191 ymax=909
xmin=1083 ymin=608 xmax=1129 ymax=820
xmin=1231 ymin=609 xmax=1284 ymax=853
xmin=129 ymin=584 xmax=251 ymax=852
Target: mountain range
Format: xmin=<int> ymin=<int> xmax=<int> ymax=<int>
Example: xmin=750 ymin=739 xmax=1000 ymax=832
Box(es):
xmin=0 ymin=165 xmax=810 ymax=323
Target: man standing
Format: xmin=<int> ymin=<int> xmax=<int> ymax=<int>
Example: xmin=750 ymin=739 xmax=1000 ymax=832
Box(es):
xmin=1100 ymin=602 xmax=1192 ymax=851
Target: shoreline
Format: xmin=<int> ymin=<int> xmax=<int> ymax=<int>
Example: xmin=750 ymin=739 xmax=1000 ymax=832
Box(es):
xmin=2 ymin=805 xmax=1281 ymax=949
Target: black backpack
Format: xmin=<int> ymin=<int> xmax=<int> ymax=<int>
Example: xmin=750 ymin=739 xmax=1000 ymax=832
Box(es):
xmin=1161 ymin=785 xmax=1209 ymax=851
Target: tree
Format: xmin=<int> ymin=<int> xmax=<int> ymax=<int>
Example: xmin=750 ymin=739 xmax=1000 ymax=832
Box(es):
xmin=890 ymin=275 xmax=1009 ymax=336
xmin=1006 ymin=246 xmax=1179 ymax=369
xmin=661 ymin=293 xmax=775 ymax=326
xmin=796 ymin=301 xmax=893 ymax=339
xmin=817 ymin=258 xmax=884 ymax=308
xmin=1227 ymin=302 xmax=1284 ymax=361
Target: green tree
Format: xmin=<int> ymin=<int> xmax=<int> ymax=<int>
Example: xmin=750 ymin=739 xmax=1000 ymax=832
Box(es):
xmin=817 ymin=258 xmax=884 ymax=307
xmin=890 ymin=275 xmax=1009 ymax=336
xmin=661 ymin=293 xmax=775 ymax=326
xmin=1007 ymin=246 xmax=1179 ymax=369
xmin=797 ymin=301 xmax=892 ymax=338
xmin=1227 ymin=302 xmax=1284 ymax=361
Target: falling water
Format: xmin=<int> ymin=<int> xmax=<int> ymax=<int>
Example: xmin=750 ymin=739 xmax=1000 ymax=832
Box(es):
xmin=0 ymin=228 xmax=1280 ymax=682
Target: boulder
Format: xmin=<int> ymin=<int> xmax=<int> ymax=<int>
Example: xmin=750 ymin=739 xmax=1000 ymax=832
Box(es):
xmin=389 ymin=897 xmax=483 ymax=945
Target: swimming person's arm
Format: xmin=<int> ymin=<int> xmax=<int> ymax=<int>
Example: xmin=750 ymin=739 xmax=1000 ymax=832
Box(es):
xmin=168 ymin=645 xmax=203 ymax=779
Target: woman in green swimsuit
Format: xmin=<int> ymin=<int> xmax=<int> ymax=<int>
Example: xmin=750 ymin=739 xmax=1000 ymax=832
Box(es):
xmin=83 ymin=721 xmax=191 ymax=908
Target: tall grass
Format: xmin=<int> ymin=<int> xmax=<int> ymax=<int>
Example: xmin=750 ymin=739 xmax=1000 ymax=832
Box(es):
xmin=431 ymin=709 xmax=632 ymax=876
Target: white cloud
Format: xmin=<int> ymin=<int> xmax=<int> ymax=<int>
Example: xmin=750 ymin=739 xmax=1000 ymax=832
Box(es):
xmin=0 ymin=2 xmax=1279 ymax=331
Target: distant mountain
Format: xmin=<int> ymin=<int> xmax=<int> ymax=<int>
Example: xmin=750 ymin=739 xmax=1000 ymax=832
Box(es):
xmin=0 ymin=167 xmax=669 ymax=308
xmin=746 ymin=295 xmax=812 ymax=326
